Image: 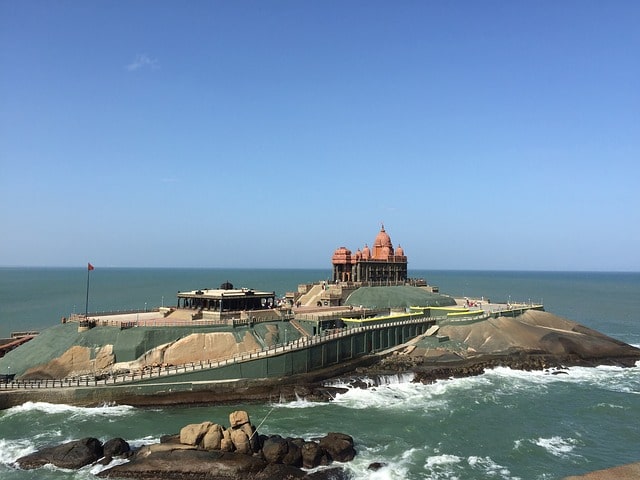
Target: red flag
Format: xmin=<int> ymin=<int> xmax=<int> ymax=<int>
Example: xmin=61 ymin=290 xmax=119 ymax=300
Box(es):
xmin=88 ymin=263 xmax=95 ymax=271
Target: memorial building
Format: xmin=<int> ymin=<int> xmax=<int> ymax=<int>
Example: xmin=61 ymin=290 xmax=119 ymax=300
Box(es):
xmin=331 ymin=225 xmax=408 ymax=284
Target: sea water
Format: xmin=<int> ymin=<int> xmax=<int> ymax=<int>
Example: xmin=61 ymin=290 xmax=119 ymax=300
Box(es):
xmin=0 ymin=268 xmax=639 ymax=479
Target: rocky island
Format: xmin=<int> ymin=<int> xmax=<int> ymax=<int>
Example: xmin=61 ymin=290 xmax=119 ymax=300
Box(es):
xmin=1 ymin=226 xmax=639 ymax=408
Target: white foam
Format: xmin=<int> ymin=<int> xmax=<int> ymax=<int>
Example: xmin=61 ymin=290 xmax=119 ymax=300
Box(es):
xmin=468 ymin=456 xmax=519 ymax=479
xmin=344 ymin=446 xmax=418 ymax=480
xmin=426 ymin=453 xmax=462 ymax=467
xmin=3 ymin=401 xmax=135 ymax=418
xmin=127 ymin=435 xmax=160 ymax=448
xmin=534 ymin=436 xmax=580 ymax=458
xmin=330 ymin=380 xmax=450 ymax=412
xmin=271 ymin=392 xmax=326 ymax=409
xmin=0 ymin=438 xmax=36 ymax=465
xmin=482 ymin=363 xmax=640 ymax=395
xmin=423 ymin=452 xmax=463 ymax=479
xmin=89 ymin=456 xmax=130 ymax=474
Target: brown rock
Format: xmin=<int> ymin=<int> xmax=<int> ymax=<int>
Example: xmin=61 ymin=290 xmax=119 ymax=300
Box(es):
xmin=230 ymin=428 xmax=251 ymax=454
xmin=229 ymin=410 xmax=250 ymax=428
xmin=179 ymin=421 xmax=213 ymax=446
xmin=221 ymin=427 xmax=234 ymax=452
xmin=202 ymin=424 xmax=223 ymax=450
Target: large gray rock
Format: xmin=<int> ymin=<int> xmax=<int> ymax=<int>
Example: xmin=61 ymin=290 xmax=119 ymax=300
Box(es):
xmin=17 ymin=437 xmax=103 ymax=470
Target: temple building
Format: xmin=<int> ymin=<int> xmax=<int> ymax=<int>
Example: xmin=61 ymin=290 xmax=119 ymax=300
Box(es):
xmin=331 ymin=225 xmax=408 ymax=284
xmin=176 ymin=282 xmax=277 ymax=320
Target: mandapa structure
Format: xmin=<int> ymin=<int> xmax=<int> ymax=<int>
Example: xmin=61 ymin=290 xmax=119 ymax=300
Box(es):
xmin=331 ymin=224 xmax=408 ymax=284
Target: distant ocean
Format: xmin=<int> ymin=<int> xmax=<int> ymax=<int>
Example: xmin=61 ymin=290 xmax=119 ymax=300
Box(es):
xmin=1 ymin=268 xmax=639 ymax=479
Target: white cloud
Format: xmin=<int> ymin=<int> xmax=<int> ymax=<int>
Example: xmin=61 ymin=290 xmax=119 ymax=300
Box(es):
xmin=126 ymin=54 xmax=159 ymax=72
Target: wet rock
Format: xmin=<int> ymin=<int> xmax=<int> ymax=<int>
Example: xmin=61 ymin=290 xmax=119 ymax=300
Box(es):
xmin=301 ymin=441 xmax=330 ymax=469
xmin=103 ymin=437 xmax=130 ymax=457
xmin=281 ymin=438 xmax=303 ymax=467
xmin=262 ymin=435 xmax=289 ymax=464
xmin=17 ymin=437 xmax=103 ymax=470
xmin=319 ymin=432 xmax=356 ymax=462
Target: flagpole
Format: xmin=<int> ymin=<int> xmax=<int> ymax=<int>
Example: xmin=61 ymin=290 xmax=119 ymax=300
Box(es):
xmin=85 ymin=263 xmax=92 ymax=319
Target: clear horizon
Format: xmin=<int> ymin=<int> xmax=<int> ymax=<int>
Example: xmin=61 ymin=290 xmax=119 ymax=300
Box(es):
xmin=0 ymin=264 xmax=638 ymax=274
xmin=1 ymin=2 xmax=639 ymax=272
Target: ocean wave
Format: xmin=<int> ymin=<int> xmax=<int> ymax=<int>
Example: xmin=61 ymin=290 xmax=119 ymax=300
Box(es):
xmin=533 ymin=436 xmax=581 ymax=458
xmin=2 ymin=401 xmax=136 ymax=419
xmin=467 ymin=456 xmax=519 ymax=479
xmin=422 ymin=453 xmax=520 ymax=480
xmin=330 ymin=380 xmax=450 ymax=411
xmin=271 ymin=392 xmax=327 ymax=409
xmin=482 ymin=364 xmax=640 ymax=394
xmin=344 ymin=446 xmax=418 ymax=480
xmin=0 ymin=438 xmax=36 ymax=466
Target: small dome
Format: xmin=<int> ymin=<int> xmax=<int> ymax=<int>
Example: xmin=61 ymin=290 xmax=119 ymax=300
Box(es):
xmin=220 ymin=281 xmax=234 ymax=290
xmin=332 ymin=246 xmax=353 ymax=265
xmin=362 ymin=244 xmax=371 ymax=259
xmin=396 ymin=245 xmax=404 ymax=256
xmin=374 ymin=224 xmax=393 ymax=249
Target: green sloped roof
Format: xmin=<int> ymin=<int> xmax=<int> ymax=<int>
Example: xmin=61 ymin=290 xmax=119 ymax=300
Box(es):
xmin=344 ymin=286 xmax=457 ymax=309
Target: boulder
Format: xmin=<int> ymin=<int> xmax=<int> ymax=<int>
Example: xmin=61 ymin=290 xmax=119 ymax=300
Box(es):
xmin=281 ymin=439 xmax=303 ymax=467
xmin=241 ymin=423 xmax=261 ymax=452
xmin=180 ymin=421 xmax=213 ymax=446
xmin=103 ymin=437 xmax=131 ymax=457
xmin=220 ymin=427 xmax=234 ymax=452
xmin=262 ymin=435 xmax=288 ymax=464
xmin=319 ymin=432 xmax=356 ymax=462
xmin=229 ymin=410 xmax=251 ymax=428
xmin=301 ymin=441 xmax=330 ymax=469
xmin=202 ymin=423 xmax=223 ymax=450
xmin=17 ymin=437 xmax=103 ymax=470
xmin=230 ymin=428 xmax=251 ymax=454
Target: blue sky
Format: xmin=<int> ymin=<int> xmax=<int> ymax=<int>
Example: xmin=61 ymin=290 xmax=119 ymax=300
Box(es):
xmin=1 ymin=1 xmax=638 ymax=271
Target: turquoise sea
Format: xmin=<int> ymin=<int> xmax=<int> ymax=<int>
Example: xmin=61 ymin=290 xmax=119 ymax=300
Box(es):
xmin=0 ymin=268 xmax=639 ymax=479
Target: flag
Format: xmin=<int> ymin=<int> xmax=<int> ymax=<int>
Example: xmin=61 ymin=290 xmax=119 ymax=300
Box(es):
xmin=88 ymin=263 xmax=95 ymax=271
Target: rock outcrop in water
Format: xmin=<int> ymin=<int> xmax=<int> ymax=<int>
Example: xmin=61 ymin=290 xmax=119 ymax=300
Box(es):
xmin=360 ymin=310 xmax=640 ymax=383
xmin=15 ymin=410 xmax=356 ymax=480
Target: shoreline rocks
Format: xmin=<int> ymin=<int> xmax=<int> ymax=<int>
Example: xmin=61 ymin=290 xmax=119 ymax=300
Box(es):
xmin=15 ymin=410 xmax=356 ymax=480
